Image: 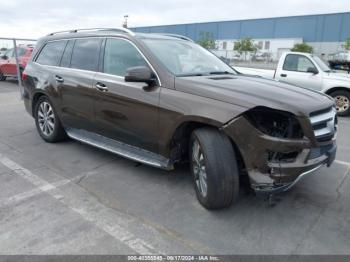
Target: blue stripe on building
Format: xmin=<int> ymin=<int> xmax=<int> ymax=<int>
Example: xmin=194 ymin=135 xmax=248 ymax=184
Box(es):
xmin=132 ymin=12 xmax=350 ymax=42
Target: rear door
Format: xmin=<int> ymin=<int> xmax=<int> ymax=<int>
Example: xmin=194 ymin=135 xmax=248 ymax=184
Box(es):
xmin=55 ymin=38 xmax=103 ymax=131
xmin=276 ymin=54 xmax=322 ymax=91
xmin=93 ymin=37 xmax=160 ymax=153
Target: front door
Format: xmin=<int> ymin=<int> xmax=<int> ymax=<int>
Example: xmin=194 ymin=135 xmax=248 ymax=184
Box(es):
xmin=277 ymin=54 xmax=323 ymax=91
xmin=93 ymin=38 xmax=160 ymax=153
xmin=0 ymin=48 xmax=15 ymax=75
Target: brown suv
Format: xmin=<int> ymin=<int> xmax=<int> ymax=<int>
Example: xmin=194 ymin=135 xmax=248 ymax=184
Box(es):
xmin=22 ymin=28 xmax=337 ymax=209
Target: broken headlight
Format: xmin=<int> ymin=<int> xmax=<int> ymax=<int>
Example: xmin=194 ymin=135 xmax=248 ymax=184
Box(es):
xmin=244 ymin=107 xmax=303 ymax=139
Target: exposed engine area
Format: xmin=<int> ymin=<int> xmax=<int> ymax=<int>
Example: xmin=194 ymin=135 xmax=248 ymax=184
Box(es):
xmin=244 ymin=107 xmax=303 ymax=139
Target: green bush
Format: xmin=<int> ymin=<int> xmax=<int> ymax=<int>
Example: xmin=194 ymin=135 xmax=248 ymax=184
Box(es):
xmin=291 ymin=43 xmax=313 ymax=53
xmin=197 ymin=32 xmax=215 ymax=49
xmin=343 ymin=38 xmax=350 ymax=50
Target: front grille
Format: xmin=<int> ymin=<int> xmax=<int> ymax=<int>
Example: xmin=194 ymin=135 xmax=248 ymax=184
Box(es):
xmin=309 ymin=107 xmax=337 ymax=142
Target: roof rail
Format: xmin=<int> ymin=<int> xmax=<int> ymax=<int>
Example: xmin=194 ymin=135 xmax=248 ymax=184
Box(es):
xmin=47 ymin=27 xmax=135 ymax=36
xmin=155 ymin=33 xmax=194 ymax=42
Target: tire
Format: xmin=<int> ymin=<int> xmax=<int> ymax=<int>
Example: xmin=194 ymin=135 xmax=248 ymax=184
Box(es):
xmin=34 ymin=96 xmax=67 ymax=143
xmin=0 ymin=70 xmax=6 ymax=81
xmin=329 ymin=90 xmax=350 ymax=116
xmin=190 ymin=127 xmax=239 ymax=209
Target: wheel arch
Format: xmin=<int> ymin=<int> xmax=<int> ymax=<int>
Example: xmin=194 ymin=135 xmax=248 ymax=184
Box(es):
xmin=31 ymin=91 xmax=47 ymax=116
xmin=168 ymin=118 xmax=246 ymax=172
xmin=324 ymin=86 xmax=350 ymax=96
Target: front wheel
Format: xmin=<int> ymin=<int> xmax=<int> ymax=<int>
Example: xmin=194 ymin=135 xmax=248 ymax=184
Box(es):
xmin=190 ymin=127 xmax=240 ymax=209
xmin=329 ymin=90 xmax=350 ymax=116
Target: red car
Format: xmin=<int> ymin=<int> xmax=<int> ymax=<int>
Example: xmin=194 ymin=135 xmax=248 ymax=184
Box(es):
xmin=0 ymin=45 xmax=34 ymax=81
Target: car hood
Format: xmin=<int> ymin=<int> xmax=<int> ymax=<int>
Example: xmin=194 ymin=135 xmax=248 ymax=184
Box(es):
xmin=175 ymin=74 xmax=334 ymax=116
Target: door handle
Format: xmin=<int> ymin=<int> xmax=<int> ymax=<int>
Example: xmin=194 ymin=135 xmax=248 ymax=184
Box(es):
xmin=55 ymin=75 xmax=64 ymax=83
xmin=95 ymin=82 xmax=108 ymax=92
xmin=280 ymin=74 xmax=287 ymax=77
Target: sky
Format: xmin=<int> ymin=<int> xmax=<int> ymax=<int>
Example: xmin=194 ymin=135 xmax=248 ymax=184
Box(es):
xmin=0 ymin=0 xmax=349 ymax=41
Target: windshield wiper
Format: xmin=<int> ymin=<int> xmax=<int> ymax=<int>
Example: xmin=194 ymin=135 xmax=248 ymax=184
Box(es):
xmin=209 ymin=71 xmax=235 ymax=75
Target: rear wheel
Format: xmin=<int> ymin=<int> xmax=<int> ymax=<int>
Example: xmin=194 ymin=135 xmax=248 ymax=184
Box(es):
xmin=190 ymin=127 xmax=239 ymax=209
xmin=329 ymin=90 xmax=350 ymax=116
xmin=34 ymin=96 xmax=67 ymax=142
xmin=0 ymin=70 xmax=6 ymax=81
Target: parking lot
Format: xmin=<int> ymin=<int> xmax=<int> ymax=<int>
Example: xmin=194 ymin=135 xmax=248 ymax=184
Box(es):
xmin=0 ymin=80 xmax=350 ymax=255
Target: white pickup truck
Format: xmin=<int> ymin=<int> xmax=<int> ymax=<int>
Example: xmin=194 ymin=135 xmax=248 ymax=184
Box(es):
xmin=235 ymin=52 xmax=350 ymax=116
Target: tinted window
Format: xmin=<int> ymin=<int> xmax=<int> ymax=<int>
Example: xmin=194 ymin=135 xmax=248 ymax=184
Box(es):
xmin=36 ymin=41 xmax=67 ymax=66
xmin=103 ymin=38 xmax=148 ymax=76
xmin=283 ymin=54 xmax=316 ymax=72
xmin=70 ymin=38 xmax=101 ymax=71
xmin=60 ymin=40 xmax=74 ymax=68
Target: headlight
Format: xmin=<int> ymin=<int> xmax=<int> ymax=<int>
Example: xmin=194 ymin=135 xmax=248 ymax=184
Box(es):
xmin=244 ymin=107 xmax=303 ymax=139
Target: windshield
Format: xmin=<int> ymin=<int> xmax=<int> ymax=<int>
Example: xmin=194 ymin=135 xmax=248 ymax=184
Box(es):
xmin=312 ymin=55 xmax=331 ymax=72
xmin=141 ymin=39 xmax=237 ymax=76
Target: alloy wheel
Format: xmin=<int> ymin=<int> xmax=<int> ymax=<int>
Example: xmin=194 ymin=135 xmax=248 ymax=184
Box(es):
xmin=38 ymin=101 xmax=55 ymax=136
xmin=192 ymin=139 xmax=208 ymax=198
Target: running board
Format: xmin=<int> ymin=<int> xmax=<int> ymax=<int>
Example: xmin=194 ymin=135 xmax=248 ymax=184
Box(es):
xmin=65 ymin=127 xmax=173 ymax=170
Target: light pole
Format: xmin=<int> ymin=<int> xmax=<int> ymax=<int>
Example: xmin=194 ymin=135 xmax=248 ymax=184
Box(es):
xmin=123 ymin=15 xmax=129 ymax=28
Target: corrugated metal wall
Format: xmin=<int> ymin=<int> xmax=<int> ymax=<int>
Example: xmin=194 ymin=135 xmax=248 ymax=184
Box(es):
xmin=132 ymin=12 xmax=350 ymax=42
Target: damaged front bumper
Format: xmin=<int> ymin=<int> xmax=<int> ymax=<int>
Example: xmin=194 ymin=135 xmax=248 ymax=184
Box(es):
xmin=223 ymin=115 xmax=337 ymax=195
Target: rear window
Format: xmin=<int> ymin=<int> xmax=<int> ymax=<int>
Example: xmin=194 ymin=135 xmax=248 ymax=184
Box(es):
xmin=70 ymin=38 xmax=101 ymax=71
xmin=36 ymin=41 xmax=67 ymax=66
xmin=16 ymin=48 xmax=26 ymax=57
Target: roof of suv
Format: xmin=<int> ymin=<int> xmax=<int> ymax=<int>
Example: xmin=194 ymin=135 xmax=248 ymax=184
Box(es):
xmin=43 ymin=28 xmax=193 ymax=42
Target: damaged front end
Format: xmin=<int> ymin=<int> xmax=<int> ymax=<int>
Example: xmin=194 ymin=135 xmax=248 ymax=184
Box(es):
xmin=223 ymin=106 xmax=337 ymax=194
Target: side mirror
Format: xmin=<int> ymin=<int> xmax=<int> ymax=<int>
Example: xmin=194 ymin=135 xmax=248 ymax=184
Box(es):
xmin=1 ymin=55 xmax=8 ymax=60
xmin=307 ymin=67 xmax=318 ymax=74
xmin=125 ymin=66 xmax=156 ymax=86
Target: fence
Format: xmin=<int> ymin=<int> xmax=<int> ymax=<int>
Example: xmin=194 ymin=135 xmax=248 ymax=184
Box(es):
xmin=0 ymin=37 xmax=37 ymax=97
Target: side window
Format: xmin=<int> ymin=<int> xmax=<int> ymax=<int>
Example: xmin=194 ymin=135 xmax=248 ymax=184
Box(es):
xmin=14 ymin=48 xmax=26 ymax=57
xmin=36 ymin=41 xmax=67 ymax=66
xmin=4 ymin=49 xmax=13 ymax=57
xmin=70 ymin=38 xmax=101 ymax=71
xmin=60 ymin=40 xmax=74 ymax=68
xmin=103 ymin=38 xmax=148 ymax=77
xmin=283 ymin=54 xmax=316 ymax=72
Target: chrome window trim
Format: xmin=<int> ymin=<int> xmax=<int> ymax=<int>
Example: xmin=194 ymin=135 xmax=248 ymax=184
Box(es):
xmin=33 ymin=36 xmax=162 ymax=86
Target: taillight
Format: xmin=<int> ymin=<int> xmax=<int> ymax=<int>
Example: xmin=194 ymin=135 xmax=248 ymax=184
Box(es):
xmin=22 ymin=71 xmax=28 ymax=81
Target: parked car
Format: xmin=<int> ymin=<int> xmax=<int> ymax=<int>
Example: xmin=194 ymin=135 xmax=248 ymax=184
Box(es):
xmin=22 ymin=28 xmax=337 ymax=209
xmin=252 ymin=52 xmax=273 ymax=62
xmin=236 ymin=51 xmax=350 ymax=116
xmin=0 ymin=45 xmax=34 ymax=81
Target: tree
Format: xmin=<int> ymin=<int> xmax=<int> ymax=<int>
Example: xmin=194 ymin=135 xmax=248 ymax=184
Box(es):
xmin=197 ymin=32 xmax=215 ymax=49
xmin=291 ymin=43 xmax=313 ymax=53
xmin=343 ymin=38 xmax=350 ymax=50
xmin=234 ymin=38 xmax=258 ymax=60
